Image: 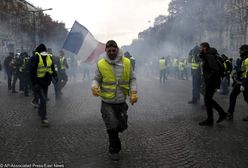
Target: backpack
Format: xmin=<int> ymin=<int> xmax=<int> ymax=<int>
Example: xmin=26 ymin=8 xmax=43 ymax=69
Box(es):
xmin=215 ymin=54 xmax=225 ymax=77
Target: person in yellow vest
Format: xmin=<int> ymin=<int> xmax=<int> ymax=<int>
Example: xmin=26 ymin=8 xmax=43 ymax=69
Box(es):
xmin=178 ymin=59 xmax=185 ymax=80
xmin=220 ymin=54 xmax=232 ymax=95
xmin=19 ymin=52 xmax=30 ymax=96
xmin=57 ymin=50 xmax=69 ymax=98
xmin=91 ymin=40 xmax=137 ymax=161
xmin=30 ymin=44 xmax=58 ymax=127
xmin=47 ymin=48 xmax=60 ymax=100
xmin=172 ymin=57 xmax=179 ymax=79
xmin=188 ymin=45 xmax=201 ymax=104
xmin=227 ymin=44 xmax=248 ymax=121
xmin=183 ymin=58 xmax=189 ymax=80
xmin=159 ymin=57 xmax=167 ymax=83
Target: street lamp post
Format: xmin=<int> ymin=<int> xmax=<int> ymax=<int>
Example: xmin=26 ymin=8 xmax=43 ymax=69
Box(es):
xmin=29 ymin=8 xmax=52 ymax=49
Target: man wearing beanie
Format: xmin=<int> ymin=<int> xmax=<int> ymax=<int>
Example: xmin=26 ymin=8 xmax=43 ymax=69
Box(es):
xmin=30 ymin=43 xmax=58 ymax=127
xmin=91 ymin=40 xmax=138 ymax=161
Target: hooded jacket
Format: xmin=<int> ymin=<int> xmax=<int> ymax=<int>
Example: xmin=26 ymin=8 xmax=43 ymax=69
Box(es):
xmin=29 ymin=44 xmax=57 ymax=86
xmin=200 ymin=47 xmax=221 ymax=86
xmin=92 ymin=49 xmax=137 ymax=104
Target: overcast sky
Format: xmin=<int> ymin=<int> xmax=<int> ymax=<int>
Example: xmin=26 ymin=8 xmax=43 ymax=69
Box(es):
xmin=28 ymin=0 xmax=170 ymax=46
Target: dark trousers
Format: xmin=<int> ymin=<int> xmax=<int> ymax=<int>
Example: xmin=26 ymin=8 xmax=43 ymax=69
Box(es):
xmin=58 ymin=71 xmax=68 ymax=92
xmin=192 ymin=73 xmax=201 ymax=101
xmin=19 ymin=72 xmax=25 ymax=91
xmin=173 ymin=67 xmax=179 ymax=79
xmin=221 ymin=76 xmax=229 ymax=95
xmin=204 ymin=82 xmax=225 ymax=121
xmin=23 ymin=73 xmax=30 ymax=96
xmin=37 ymin=85 xmax=48 ymax=120
xmin=228 ymin=83 xmax=248 ymax=113
xmin=160 ymin=69 xmax=167 ymax=83
xmin=52 ymin=79 xmax=60 ymax=98
xmin=6 ymin=69 xmax=13 ymax=90
xmin=12 ymin=70 xmax=19 ymax=92
xmin=101 ymin=101 xmax=128 ymax=154
xmin=107 ymin=129 xmax=121 ymax=154
xmin=183 ymin=69 xmax=188 ymax=80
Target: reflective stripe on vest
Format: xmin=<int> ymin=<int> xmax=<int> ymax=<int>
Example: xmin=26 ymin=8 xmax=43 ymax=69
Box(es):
xmin=191 ymin=56 xmax=200 ymax=70
xmin=241 ymin=58 xmax=248 ymax=78
xmin=54 ymin=64 xmax=58 ymax=72
xmin=36 ymin=52 xmax=53 ymax=78
xmin=60 ymin=57 xmax=65 ymax=70
xmin=97 ymin=57 xmax=131 ymax=99
xmin=159 ymin=59 xmax=166 ymax=70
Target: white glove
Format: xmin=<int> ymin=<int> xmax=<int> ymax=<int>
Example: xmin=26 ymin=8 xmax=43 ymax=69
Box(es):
xmin=240 ymin=85 xmax=245 ymax=92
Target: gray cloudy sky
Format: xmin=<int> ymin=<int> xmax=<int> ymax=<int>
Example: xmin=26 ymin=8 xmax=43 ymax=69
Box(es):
xmin=28 ymin=0 xmax=170 ymax=46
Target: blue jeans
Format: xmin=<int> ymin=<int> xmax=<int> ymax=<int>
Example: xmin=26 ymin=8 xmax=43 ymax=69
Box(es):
xmin=221 ymin=76 xmax=229 ymax=95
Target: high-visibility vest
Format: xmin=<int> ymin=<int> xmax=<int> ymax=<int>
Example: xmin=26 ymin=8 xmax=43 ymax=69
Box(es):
xmin=97 ymin=57 xmax=131 ymax=99
xmin=60 ymin=57 xmax=65 ymax=70
xmin=172 ymin=58 xmax=178 ymax=67
xmin=241 ymin=57 xmax=248 ymax=78
xmin=223 ymin=60 xmax=231 ymax=72
xmin=19 ymin=57 xmax=29 ymax=72
xmin=159 ymin=59 xmax=166 ymax=70
xmin=191 ymin=56 xmax=200 ymax=70
xmin=36 ymin=52 xmax=53 ymax=78
xmin=179 ymin=61 xmax=185 ymax=71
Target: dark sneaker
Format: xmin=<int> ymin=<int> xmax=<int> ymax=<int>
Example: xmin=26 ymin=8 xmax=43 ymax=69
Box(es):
xmin=109 ymin=153 xmax=119 ymax=161
xmin=40 ymin=120 xmax=49 ymax=127
xmin=216 ymin=113 xmax=227 ymax=123
xmin=199 ymin=120 xmax=214 ymax=126
xmin=12 ymin=91 xmax=18 ymax=93
xmin=188 ymin=100 xmax=197 ymax=104
xmin=31 ymin=100 xmax=39 ymax=108
xmin=242 ymin=116 xmax=248 ymax=122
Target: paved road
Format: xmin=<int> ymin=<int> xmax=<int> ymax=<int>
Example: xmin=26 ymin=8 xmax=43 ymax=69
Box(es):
xmin=0 ymin=76 xmax=247 ymax=168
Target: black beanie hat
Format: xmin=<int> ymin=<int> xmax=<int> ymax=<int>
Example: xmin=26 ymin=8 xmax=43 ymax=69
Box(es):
xmin=35 ymin=43 xmax=47 ymax=53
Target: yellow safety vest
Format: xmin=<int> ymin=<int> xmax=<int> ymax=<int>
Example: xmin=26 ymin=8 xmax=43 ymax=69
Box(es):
xmin=36 ymin=52 xmax=53 ymax=78
xmin=172 ymin=58 xmax=178 ymax=67
xmin=179 ymin=61 xmax=184 ymax=71
xmin=191 ymin=56 xmax=200 ymax=70
xmin=60 ymin=57 xmax=65 ymax=70
xmin=159 ymin=59 xmax=166 ymax=70
xmin=241 ymin=57 xmax=248 ymax=78
xmin=19 ymin=57 xmax=29 ymax=72
xmin=97 ymin=57 xmax=131 ymax=99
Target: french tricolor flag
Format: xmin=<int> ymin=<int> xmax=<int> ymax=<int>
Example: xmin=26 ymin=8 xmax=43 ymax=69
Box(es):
xmin=62 ymin=21 xmax=105 ymax=64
